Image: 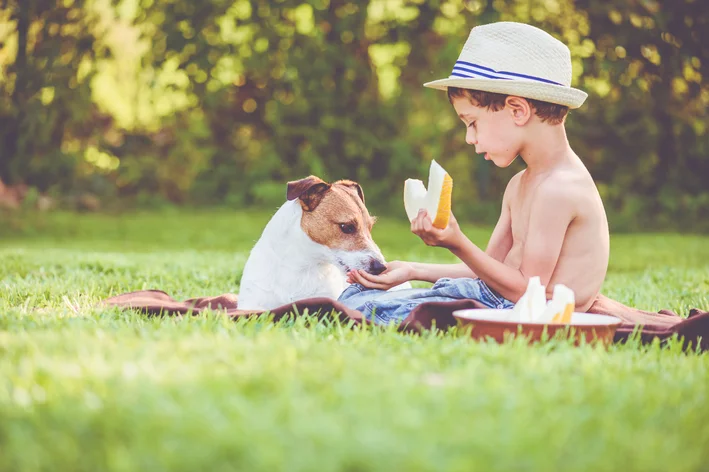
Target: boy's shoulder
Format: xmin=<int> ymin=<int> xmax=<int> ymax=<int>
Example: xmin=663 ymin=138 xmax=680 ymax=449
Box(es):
xmin=505 ymin=165 xmax=598 ymax=212
xmin=508 ymin=164 xmax=595 ymax=190
xmin=503 ymin=169 xmax=525 ymax=195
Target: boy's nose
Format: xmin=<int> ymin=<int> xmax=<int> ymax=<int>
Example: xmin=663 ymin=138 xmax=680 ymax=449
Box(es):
xmin=466 ymin=127 xmax=477 ymax=145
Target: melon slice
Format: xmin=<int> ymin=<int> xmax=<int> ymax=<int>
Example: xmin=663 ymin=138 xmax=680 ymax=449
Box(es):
xmin=404 ymin=160 xmax=453 ymax=229
xmin=542 ymin=284 xmax=575 ymax=324
xmin=512 ymin=276 xmax=547 ymax=322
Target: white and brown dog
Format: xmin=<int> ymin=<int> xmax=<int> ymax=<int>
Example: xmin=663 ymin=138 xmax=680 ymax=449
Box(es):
xmin=238 ymin=176 xmax=408 ymax=311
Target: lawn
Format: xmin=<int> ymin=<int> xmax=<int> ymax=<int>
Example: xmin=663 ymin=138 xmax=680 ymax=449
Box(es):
xmin=1 ymin=209 xmax=709 ymax=471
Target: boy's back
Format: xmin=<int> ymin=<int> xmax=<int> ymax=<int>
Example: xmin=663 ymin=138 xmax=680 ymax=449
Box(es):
xmin=504 ymin=158 xmax=609 ymax=311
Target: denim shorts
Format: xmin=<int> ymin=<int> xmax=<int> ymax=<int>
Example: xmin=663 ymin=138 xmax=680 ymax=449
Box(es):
xmin=337 ymin=277 xmax=515 ymax=326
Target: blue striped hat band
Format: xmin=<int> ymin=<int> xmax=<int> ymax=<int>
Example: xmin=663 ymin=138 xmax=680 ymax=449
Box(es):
xmin=450 ymin=60 xmax=564 ymax=86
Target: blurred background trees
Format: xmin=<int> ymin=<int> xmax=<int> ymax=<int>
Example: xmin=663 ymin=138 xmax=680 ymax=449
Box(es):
xmin=0 ymin=0 xmax=707 ymax=230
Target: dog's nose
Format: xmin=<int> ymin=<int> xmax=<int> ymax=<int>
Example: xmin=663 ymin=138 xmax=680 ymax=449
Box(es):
xmin=368 ymin=259 xmax=387 ymax=275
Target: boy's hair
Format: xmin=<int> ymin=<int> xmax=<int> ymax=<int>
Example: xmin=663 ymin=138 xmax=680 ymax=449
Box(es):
xmin=447 ymin=87 xmax=569 ymax=125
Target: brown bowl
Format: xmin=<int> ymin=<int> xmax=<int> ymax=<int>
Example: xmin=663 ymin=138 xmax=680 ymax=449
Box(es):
xmin=452 ymin=309 xmax=622 ymax=346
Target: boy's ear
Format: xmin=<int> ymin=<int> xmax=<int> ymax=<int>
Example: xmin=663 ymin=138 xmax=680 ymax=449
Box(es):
xmin=506 ymin=96 xmax=532 ymax=125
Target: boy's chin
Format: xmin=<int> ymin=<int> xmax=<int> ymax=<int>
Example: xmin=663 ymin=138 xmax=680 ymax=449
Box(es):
xmin=488 ymin=154 xmax=518 ymax=168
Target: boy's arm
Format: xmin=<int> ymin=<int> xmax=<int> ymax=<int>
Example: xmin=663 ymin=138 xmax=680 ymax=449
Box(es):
xmin=352 ymin=176 xmax=516 ymax=289
xmin=407 ymin=183 xmax=514 ymax=282
xmin=349 ymin=260 xmax=474 ymax=289
xmin=484 ymin=182 xmax=514 ymax=262
xmin=408 ymin=261 xmax=474 ymax=283
xmin=411 ymin=171 xmax=516 ymax=279
xmin=450 ymin=185 xmax=574 ymax=302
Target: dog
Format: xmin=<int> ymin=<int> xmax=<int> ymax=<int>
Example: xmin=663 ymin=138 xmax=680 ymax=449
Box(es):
xmin=238 ymin=175 xmax=408 ymax=311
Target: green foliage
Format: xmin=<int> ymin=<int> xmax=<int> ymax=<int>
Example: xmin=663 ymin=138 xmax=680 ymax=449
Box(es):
xmin=0 ymin=0 xmax=707 ymax=230
xmin=572 ymin=0 xmax=709 ymax=228
xmin=0 ymin=0 xmax=106 ymax=193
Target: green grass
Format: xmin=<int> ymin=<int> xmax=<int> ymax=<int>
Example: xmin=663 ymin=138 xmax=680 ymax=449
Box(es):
xmin=1 ymin=209 xmax=709 ymax=471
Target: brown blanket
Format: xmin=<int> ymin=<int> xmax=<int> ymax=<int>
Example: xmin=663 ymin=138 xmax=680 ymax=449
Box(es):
xmin=103 ymin=290 xmax=709 ymax=351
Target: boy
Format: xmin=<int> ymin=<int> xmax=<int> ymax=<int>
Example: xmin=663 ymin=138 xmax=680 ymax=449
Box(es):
xmin=338 ymin=22 xmax=610 ymax=325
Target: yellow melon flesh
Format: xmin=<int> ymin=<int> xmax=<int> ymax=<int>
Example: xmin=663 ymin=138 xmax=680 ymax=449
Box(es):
xmin=404 ymin=160 xmax=453 ymax=229
xmin=547 ymin=284 xmax=575 ymax=324
xmin=550 ymin=303 xmax=574 ymax=324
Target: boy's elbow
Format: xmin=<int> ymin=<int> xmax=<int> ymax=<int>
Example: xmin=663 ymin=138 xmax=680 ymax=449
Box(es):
xmin=508 ymin=285 xmax=526 ymax=304
xmin=499 ymin=279 xmax=526 ymax=304
xmin=508 ymin=271 xmax=534 ymax=302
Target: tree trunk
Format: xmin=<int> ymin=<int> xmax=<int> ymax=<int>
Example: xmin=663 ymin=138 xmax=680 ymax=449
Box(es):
xmin=1 ymin=0 xmax=31 ymax=184
xmin=649 ymin=37 xmax=679 ymax=208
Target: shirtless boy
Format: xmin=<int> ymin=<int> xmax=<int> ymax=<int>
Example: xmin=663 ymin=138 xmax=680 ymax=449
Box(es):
xmin=337 ymin=22 xmax=610 ymax=325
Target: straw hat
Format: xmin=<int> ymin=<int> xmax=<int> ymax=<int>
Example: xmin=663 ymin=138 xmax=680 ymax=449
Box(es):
xmin=424 ymin=22 xmax=588 ymax=109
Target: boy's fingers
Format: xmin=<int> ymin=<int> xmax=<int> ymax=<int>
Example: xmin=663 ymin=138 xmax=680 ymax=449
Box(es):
xmin=422 ymin=216 xmax=432 ymax=232
xmin=353 ymin=271 xmax=385 ymax=289
xmin=353 ymin=270 xmax=375 ymax=285
xmin=414 ymin=212 xmax=430 ymax=235
xmin=418 ymin=210 xmax=430 ymax=225
xmin=351 ymin=270 xmax=375 ymax=288
xmin=358 ymin=270 xmax=395 ymax=290
xmin=359 ymin=270 xmax=390 ymax=284
xmin=413 ymin=210 xmax=427 ymax=226
xmin=357 ymin=270 xmax=375 ymax=282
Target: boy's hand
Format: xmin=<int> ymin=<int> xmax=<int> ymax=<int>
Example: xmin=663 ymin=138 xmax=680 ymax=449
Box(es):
xmin=411 ymin=209 xmax=465 ymax=250
xmin=347 ymin=261 xmax=413 ymax=290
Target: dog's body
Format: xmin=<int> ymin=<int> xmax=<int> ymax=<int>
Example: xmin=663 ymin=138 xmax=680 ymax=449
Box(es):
xmin=238 ymin=198 xmax=354 ymax=310
xmin=238 ymin=176 xmax=408 ymax=311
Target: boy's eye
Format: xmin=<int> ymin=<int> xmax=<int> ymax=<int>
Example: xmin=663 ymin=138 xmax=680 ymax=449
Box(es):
xmin=467 ymin=121 xmax=476 ymax=129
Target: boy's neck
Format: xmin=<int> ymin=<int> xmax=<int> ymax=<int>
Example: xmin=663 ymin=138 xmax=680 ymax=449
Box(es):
xmin=518 ymin=122 xmax=576 ymax=175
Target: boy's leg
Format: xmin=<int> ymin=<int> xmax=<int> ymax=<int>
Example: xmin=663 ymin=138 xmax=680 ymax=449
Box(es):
xmin=341 ymin=278 xmax=515 ymax=325
xmin=337 ymin=283 xmax=430 ymax=312
xmin=432 ymin=277 xmax=515 ymax=310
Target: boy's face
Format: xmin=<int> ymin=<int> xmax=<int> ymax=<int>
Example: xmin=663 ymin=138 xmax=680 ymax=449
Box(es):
xmin=451 ymin=95 xmax=521 ymax=168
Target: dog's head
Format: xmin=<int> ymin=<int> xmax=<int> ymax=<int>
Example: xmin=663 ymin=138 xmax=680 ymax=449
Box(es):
xmin=286 ymin=175 xmax=387 ymax=275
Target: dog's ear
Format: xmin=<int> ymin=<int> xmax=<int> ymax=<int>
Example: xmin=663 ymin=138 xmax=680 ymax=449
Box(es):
xmin=335 ymin=179 xmax=365 ymax=204
xmin=286 ymin=176 xmax=331 ymax=211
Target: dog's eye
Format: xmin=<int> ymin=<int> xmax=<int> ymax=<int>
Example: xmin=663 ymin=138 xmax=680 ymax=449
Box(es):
xmin=339 ymin=223 xmax=356 ymax=235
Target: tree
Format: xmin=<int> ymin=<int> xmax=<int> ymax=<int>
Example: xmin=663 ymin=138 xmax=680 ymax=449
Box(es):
xmin=577 ymin=0 xmax=709 ymax=221
xmin=0 ymin=0 xmax=101 ymax=189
